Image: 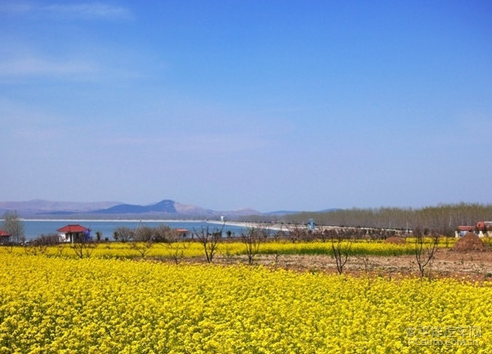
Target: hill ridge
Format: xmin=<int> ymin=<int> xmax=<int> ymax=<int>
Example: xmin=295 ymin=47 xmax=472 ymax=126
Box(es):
xmin=0 ymin=199 xmax=265 ymax=218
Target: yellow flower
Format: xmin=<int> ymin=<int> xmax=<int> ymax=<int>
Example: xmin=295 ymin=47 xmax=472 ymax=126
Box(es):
xmin=0 ymin=252 xmax=490 ymax=353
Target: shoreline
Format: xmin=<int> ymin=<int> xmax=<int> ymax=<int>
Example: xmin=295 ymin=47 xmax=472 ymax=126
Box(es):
xmin=20 ymin=219 xmax=257 ymax=239
xmin=207 ymin=220 xmax=290 ymax=232
xmin=20 ymin=218 xmax=216 ymax=223
xmin=20 ymin=218 xmax=287 ymax=229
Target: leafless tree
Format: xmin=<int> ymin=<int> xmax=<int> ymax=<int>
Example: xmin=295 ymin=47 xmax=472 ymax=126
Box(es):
xmin=283 ymin=203 xmax=492 ymax=236
xmin=95 ymin=231 xmax=103 ymax=242
xmin=314 ymin=228 xmax=329 ymax=242
xmin=413 ymin=227 xmax=440 ymax=278
xmin=328 ymin=229 xmax=353 ymax=275
xmin=193 ymin=224 xmax=223 ymax=263
xmin=355 ymin=255 xmax=371 ymax=273
xmin=287 ymin=225 xmax=307 ymax=243
xmin=32 ymin=233 xmax=60 ymax=246
xmin=130 ymin=226 xmax=154 ymax=258
xmin=113 ymin=226 xmax=134 ymax=242
xmin=56 ymin=244 xmax=66 ymax=256
xmin=165 ymin=229 xmax=187 ymax=264
xmin=26 ymin=233 xmax=60 ymax=255
xmin=154 ymin=224 xmax=176 ymax=242
xmin=2 ymin=210 xmax=24 ymax=244
xmin=241 ymin=228 xmax=263 ymax=265
xmin=70 ymin=237 xmax=96 ymax=259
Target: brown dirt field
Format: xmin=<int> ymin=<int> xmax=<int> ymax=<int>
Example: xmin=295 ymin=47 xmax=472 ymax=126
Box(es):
xmin=210 ymin=248 xmax=492 ymax=281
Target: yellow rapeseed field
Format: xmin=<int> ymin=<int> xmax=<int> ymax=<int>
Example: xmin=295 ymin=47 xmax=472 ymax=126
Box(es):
xmin=17 ymin=240 xmax=422 ymax=259
xmin=0 ymin=252 xmax=490 ymax=353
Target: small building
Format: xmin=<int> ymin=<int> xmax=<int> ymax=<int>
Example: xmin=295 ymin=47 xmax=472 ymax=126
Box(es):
xmin=307 ymin=218 xmax=315 ymax=231
xmin=476 ymin=221 xmax=492 ymax=231
xmin=457 ymin=226 xmax=474 ymax=237
xmin=57 ymin=224 xmax=91 ymax=243
xmin=476 ymin=221 xmax=492 ymax=237
xmin=456 ymin=222 xmax=492 ymax=238
xmin=0 ymin=230 xmax=11 ymax=245
xmin=176 ymin=228 xmax=188 ymax=238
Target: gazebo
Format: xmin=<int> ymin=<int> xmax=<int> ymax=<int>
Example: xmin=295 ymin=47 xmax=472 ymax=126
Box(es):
xmin=57 ymin=224 xmax=91 ymax=243
xmin=0 ymin=230 xmax=11 ymax=245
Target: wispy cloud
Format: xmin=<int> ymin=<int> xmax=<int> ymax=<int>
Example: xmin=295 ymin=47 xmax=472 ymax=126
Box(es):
xmin=99 ymin=131 xmax=272 ymax=155
xmin=0 ymin=56 xmax=97 ymax=80
xmin=45 ymin=3 xmax=133 ymax=20
xmin=0 ymin=2 xmax=133 ymax=21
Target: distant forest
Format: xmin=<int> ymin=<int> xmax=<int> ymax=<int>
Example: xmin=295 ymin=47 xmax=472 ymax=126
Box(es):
xmin=250 ymin=203 xmax=492 ymax=236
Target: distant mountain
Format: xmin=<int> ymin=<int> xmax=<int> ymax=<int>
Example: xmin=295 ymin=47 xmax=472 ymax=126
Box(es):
xmin=0 ymin=198 xmax=330 ymax=219
xmin=174 ymin=202 xmax=216 ymax=216
xmin=0 ymin=199 xmax=262 ymax=219
xmin=93 ymin=201 xmax=262 ymax=217
xmin=93 ymin=200 xmax=177 ymax=214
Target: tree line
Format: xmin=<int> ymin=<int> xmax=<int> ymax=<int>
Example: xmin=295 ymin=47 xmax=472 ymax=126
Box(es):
xmin=280 ymin=203 xmax=492 ymax=236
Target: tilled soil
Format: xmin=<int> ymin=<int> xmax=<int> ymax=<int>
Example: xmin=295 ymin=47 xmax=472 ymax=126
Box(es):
xmin=212 ymin=249 xmax=492 ymax=281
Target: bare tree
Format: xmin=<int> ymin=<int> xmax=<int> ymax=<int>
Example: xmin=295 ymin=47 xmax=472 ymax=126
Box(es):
xmin=283 ymin=203 xmax=492 ymax=236
xmin=26 ymin=233 xmax=60 ymax=255
xmin=113 ymin=226 xmax=134 ymax=242
xmin=193 ymin=224 xmax=223 ymax=263
xmin=287 ymin=225 xmax=307 ymax=243
xmin=314 ymin=228 xmax=330 ymax=242
xmin=165 ymin=229 xmax=187 ymax=264
xmin=154 ymin=224 xmax=175 ymax=243
xmin=328 ymin=229 xmax=353 ymax=275
xmin=95 ymin=231 xmax=103 ymax=242
xmin=130 ymin=226 xmax=154 ymax=258
xmin=2 ymin=210 xmax=24 ymax=244
xmin=70 ymin=237 xmax=96 ymax=259
xmin=241 ymin=228 xmax=263 ymax=265
xmin=413 ymin=227 xmax=440 ymax=278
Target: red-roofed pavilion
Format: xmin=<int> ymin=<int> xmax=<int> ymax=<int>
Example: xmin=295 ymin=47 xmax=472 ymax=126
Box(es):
xmin=0 ymin=229 xmax=10 ymax=245
xmin=57 ymin=224 xmax=91 ymax=243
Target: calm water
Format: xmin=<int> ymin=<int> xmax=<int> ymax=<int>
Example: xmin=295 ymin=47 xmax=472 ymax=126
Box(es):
xmin=22 ymin=220 xmax=248 ymax=241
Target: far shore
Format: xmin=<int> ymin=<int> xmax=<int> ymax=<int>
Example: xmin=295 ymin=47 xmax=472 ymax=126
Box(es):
xmin=207 ymin=220 xmax=291 ymax=231
xmin=20 ymin=218 xmax=292 ymax=232
xmin=20 ymin=218 xmax=218 ymax=223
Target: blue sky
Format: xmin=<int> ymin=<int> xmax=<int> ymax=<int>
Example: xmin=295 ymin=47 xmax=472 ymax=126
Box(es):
xmin=1 ymin=1 xmax=491 ymax=212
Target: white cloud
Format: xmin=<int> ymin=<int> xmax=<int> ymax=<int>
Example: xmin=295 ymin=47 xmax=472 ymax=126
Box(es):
xmin=0 ymin=2 xmax=133 ymax=21
xmin=0 ymin=57 xmax=97 ymax=78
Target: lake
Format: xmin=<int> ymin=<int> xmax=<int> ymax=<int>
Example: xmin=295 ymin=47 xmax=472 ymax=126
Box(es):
xmin=21 ymin=219 xmax=249 ymax=241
